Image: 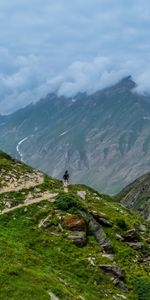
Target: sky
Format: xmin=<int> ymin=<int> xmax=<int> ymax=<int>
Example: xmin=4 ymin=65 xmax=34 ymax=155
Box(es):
xmin=0 ymin=0 xmax=150 ymax=114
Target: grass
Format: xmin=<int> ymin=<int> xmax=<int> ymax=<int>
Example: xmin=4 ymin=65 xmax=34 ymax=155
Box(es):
xmin=0 ymin=152 xmax=150 ymax=299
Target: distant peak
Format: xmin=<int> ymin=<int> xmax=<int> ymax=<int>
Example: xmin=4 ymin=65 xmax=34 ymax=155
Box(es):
xmin=118 ymin=76 xmax=136 ymax=89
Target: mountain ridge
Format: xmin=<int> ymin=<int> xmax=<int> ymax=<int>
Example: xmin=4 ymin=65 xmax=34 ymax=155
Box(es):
xmin=0 ymin=77 xmax=150 ymax=194
xmin=116 ymin=172 xmax=150 ymax=221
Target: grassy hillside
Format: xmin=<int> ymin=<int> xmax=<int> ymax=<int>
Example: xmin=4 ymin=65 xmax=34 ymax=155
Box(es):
xmin=0 ymin=152 xmax=150 ymax=300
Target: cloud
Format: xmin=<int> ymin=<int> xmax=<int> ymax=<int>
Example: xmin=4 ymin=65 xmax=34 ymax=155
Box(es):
xmin=0 ymin=0 xmax=150 ymax=114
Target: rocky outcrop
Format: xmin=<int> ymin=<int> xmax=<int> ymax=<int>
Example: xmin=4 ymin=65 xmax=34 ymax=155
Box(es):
xmin=63 ymin=215 xmax=87 ymax=231
xmin=127 ymin=242 xmax=144 ymax=250
xmin=64 ymin=215 xmax=87 ymax=247
xmin=89 ymin=217 xmax=113 ymax=252
xmin=100 ymin=265 xmax=127 ymax=291
xmin=100 ymin=265 xmax=125 ymax=279
xmin=68 ymin=231 xmax=87 ymax=247
xmin=123 ymin=228 xmax=140 ymax=242
xmin=91 ymin=211 xmax=113 ymax=227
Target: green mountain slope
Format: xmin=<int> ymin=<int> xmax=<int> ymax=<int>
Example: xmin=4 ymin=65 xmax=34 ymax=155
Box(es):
xmin=115 ymin=172 xmax=150 ymax=221
xmin=0 ymin=77 xmax=150 ymax=194
xmin=0 ymin=152 xmax=150 ymax=300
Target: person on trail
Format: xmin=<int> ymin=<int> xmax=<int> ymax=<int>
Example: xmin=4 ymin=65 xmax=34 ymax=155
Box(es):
xmin=63 ymin=170 xmax=69 ymax=187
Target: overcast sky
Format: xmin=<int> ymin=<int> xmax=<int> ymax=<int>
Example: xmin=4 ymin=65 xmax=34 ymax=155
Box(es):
xmin=0 ymin=0 xmax=150 ymax=114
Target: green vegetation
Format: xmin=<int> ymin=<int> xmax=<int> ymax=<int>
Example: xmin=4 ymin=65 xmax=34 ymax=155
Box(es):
xmin=0 ymin=152 xmax=150 ymax=299
xmin=38 ymin=174 xmax=63 ymax=192
xmin=133 ymin=277 xmax=150 ymax=300
xmin=116 ymin=218 xmax=128 ymax=230
xmin=55 ymin=192 xmax=86 ymax=213
xmin=0 ymin=191 xmax=26 ymax=210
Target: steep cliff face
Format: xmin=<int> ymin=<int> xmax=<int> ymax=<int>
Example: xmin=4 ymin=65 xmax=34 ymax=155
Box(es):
xmin=0 ymin=77 xmax=150 ymax=194
xmin=116 ymin=172 xmax=150 ymax=221
xmin=0 ymin=151 xmax=150 ymax=299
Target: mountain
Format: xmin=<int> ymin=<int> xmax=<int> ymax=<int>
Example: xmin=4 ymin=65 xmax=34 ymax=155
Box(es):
xmin=0 ymin=151 xmax=150 ymax=299
xmin=0 ymin=77 xmax=150 ymax=194
xmin=116 ymin=172 xmax=150 ymax=221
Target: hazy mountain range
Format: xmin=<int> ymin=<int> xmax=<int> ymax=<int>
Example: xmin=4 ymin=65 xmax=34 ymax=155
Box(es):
xmin=0 ymin=76 xmax=150 ymax=194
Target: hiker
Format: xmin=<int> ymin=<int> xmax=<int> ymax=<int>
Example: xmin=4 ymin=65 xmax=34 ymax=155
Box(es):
xmin=63 ymin=170 xmax=69 ymax=187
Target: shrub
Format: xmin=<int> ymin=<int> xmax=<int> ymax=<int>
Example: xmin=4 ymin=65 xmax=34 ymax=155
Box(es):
xmin=116 ymin=218 xmax=128 ymax=230
xmin=55 ymin=192 xmax=86 ymax=213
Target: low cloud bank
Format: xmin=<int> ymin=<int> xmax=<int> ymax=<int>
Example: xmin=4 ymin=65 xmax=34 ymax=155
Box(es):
xmin=1 ymin=52 xmax=150 ymax=115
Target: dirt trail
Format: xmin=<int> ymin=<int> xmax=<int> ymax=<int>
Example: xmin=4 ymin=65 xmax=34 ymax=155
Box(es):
xmin=0 ymin=192 xmax=58 ymax=215
xmin=64 ymin=187 xmax=68 ymax=193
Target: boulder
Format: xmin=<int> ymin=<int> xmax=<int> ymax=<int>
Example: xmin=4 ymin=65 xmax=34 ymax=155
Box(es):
xmin=5 ymin=201 xmax=11 ymax=209
xmin=91 ymin=211 xmax=113 ymax=227
xmin=115 ymin=233 xmax=124 ymax=242
xmin=100 ymin=265 xmax=128 ymax=291
xmin=63 ymin=215 xmax=87 ymax=232
xmin=124 ymin=228 xmax=139 ymax=242
xmin=68 ymin=231 xmax=87 ymax=247
xmin=113 ymin=278 xmax=128 ymax=292
xmin=77 ymin=191 xmax=86 ymax=200
xmin=89 ymin=217 xmax=113 ymax=252
xmin=127 ymin=242 xmax=144 ymax=250
xmin=139 ymin=224 xmax=146 ymax=232
xmin=100 ymin=265 xmax=125 ymax=279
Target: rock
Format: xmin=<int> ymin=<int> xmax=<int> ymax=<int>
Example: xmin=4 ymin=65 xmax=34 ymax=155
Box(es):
xmin=91 ymin=210 xmax=107 ymax=219
xmin=63 ymin=215 xmax=87 ymax=232
xmin=68 ymin=231 xmax=87 ymax=247
xmin=127 ymin=242 xmax=144 ymax=250
xmin=97 ymin=217 xmax=112 ymax=228
xmin=58 ymin=223 xmax=63 ymax=232
xmin=95 ymin=196 xmax=101 ymax=200
xmin=139 ymin=224 xmax=147 ymax=232
xmin=91 ymin=211 xmax=113 ymax=227
xmin=38 ymin=215 xmax=51 ymax=228
xmin=59 ymin=277 xmax=68 ymax=286
xmin=87 ymin=257 xmax=96 ymax=266
xmin=115 ymin=294 xmax=127 ymax=299
xmin=115 ymin=233 xmax=124 ymax=242
xmin=89 ymin=217 xmax=113 ymax=252
xmin=34 ymin=188 xmax=42 ymax=193
xmin=100 ymin=265 xmax=125 ymax=279
xmin=102 ymin=254 xmax=115 ymax=261
xmin=77 ymin=191 xmax=86 ymax=200
xmin=27 ymin=192 xmax=33 ymax=200
xmin=5 ymin=201 xmax=11 ymax=209
xmin=49 ymin=292 xmax=59 ymax=300
xmin=124 ymin=228 xmax=139 ymax=242
xmin=113 ymin=278 xmax=128 ymax=292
